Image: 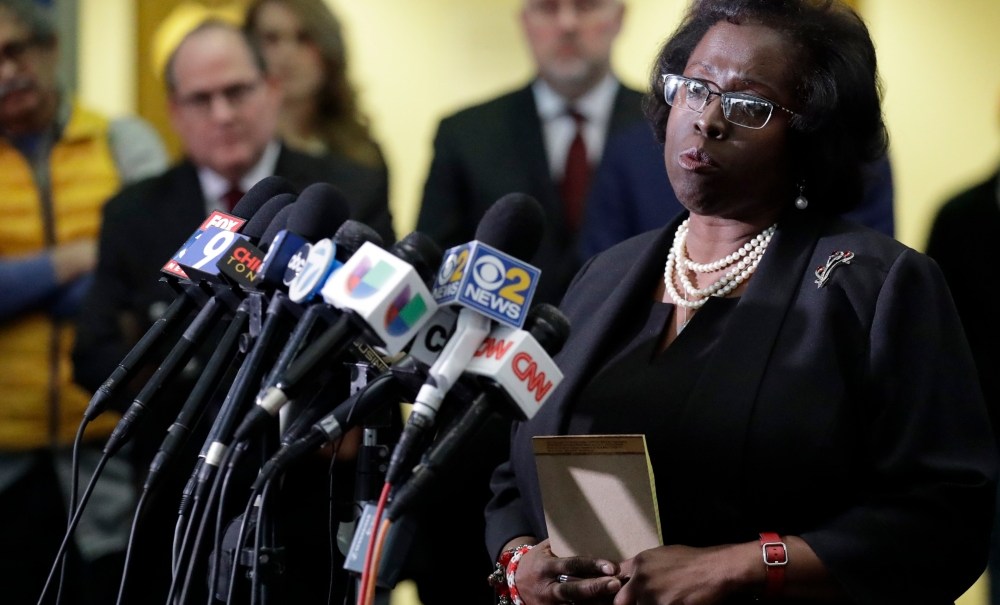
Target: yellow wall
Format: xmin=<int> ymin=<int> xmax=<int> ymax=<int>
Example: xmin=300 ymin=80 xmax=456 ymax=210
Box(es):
xmin=78 ymin=0 xmax=1000 ymax=248
xmin=864 ymin=0 xmax=1000 ymax=248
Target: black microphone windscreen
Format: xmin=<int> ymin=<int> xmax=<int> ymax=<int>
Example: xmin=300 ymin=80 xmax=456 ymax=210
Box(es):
xmin=287 ymin=183 xmax=351 ymax=242
xmin=231 ymin=175 xmax=296 ymax=219
xmin=258 ymin=194 xmax=298 ymax=247
xmin=241 ymin=193 xmax=297 ymax=241
xmin=391 ymin=231 xmax=443 ymax=285
xmin=525 ymin=303 xmax=571 ymax=357
xmin=332 ymin=220 xmax=384 ymax=259
xmin=473 ymin=192 xmax=545 ymax=261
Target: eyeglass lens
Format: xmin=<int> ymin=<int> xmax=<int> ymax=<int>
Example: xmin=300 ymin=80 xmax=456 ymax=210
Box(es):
xmin=180 ymin=80 xmax=261 ymax=113
xmin=0 ymin=38 xmax=34 ymax=64
xmin=664 ymin=75 xmax=774 ymax=129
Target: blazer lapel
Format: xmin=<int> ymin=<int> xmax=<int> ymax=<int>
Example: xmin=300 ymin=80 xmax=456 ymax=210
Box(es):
xmin=677 ymin=210 xmax=824 ymax=516
xmin=533 ymin=215 xmax=683 ymax=436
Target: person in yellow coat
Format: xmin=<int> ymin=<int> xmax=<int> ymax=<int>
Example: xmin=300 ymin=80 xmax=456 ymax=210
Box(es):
xmin=0 ymin=1 xmax=167 ymax=602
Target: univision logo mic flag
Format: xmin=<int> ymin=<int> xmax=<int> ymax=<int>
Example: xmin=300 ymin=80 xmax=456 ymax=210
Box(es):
xmin=431 ymin=241 xmax=540 ymax=329
xmin=322 ymin=241 xmax=439 ymax=355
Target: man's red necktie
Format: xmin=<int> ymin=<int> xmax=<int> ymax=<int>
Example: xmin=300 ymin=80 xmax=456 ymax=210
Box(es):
xmin=222 ymin=185 xmax=244 ymax=212
xmin=560 ymin=109 xmax=590 ymax=233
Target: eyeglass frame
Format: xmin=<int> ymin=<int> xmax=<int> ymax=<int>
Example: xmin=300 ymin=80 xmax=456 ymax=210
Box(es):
xmin=524 ymin=0 xmax=618 ymax=20
xmin=0 ymin=36 xmax=43 ymax=66
xmin=661 ymin=73 xmax=797 ymax=130
xmin=173 ymin=79 xmax=265 ymax=115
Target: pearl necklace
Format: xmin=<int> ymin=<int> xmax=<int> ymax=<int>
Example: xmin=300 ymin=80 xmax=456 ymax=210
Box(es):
xmin=663 ymin=218 xmax=777 ymax=310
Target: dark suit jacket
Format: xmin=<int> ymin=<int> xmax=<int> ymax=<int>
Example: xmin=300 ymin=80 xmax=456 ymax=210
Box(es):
xmin=417 ymin=81 xmax=645 ymax=305
xmin=926 ymin=170 xmax=1000 ymax=447
xmin=487 ymin=210 xmax=996 ymax=604
xmin=73 ymin=143 xmax=392 ymax=393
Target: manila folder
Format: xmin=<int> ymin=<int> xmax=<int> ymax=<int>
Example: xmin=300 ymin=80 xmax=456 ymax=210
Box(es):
xmin=532 ymin=434 xmax=661 ymax=561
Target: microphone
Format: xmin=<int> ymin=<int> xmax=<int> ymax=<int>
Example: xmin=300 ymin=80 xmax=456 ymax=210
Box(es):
xmin=236 ymin=230 xmax=442 ymax=442
xmin=386 ymin=193 xmax=544 ymax=485
xmin=102 ymin=193 xmax=296 ymax=456
xmin=82 ymin=176 xmax=296 ymax=422
xmin=257 ymin=182 xmax=352 ymax=290
xmin=251 ymin=369 xmax=408 ymax=487
xmin=196 ymin=198 xmax=359 ymax=457
xmin=161 ymin=176 xmax=296 ymax=282
xmin=256 ymin=220 xmax=385 ymax=402
xmin=386 ymin=303 xmax=568 ymax=520
xmin=141 ymin=190 xmax=353 ymax=491
xmin=174 ymin=192 xmax=295 ymax=287
xmin=215 ymin=193 xmax=296 ymax=289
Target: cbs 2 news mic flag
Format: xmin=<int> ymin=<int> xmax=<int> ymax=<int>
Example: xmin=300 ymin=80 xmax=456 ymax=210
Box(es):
xmin=431 ymin=241 xmax=540 ymax=329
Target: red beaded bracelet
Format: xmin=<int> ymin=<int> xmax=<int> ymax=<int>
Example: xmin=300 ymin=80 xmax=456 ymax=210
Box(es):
xmin=488 ymin=544 xmax=534 ymax=605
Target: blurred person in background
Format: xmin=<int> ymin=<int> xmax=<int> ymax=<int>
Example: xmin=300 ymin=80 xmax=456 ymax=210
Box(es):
xmin=0 ymin=0 xmax=167 ymax=602
xmin=926 ymin=101 xmax=1000 ymax=604
xmin=244 ymin=0 xmax=386 ymax=171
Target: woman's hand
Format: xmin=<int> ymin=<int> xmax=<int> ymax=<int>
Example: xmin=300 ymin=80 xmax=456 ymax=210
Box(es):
xmin=515 ymin=539 xmax=622 ymax=604
xmin=613 ymin=543 xmax=759 ymax=605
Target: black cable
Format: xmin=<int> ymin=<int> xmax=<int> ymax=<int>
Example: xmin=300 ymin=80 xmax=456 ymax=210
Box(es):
xmin=207 ymin=443 xmax=247 ymax=604
xmin=36 ymin=452 xmax=110 ymax=605
xmin=53 ymin=419 xmax=88 ymax=605
xmin=177 ymin=443 xmax=247 ymax=605
xmin=327 ymin=449 xmax=338 ymax=605
xmin=250 ymin=479 xmax=275 ymax=605
xmin=225 ymin=480 xmax=263 ymax=605
xmin=114 ymin=487 xmax=150 ymax=605
xmin=165 ymin=474 xmax=208 ymax=605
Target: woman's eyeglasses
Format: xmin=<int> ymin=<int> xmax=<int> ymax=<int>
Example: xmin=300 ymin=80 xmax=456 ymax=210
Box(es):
xmin=661 ymin=73 xmax=797 ymax=130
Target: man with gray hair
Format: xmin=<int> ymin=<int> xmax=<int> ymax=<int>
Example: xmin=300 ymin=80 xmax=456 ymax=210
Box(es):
xmin=0 ymin=0 xmax=168 ymax=602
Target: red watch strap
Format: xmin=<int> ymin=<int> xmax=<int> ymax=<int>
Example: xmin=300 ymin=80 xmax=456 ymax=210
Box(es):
xmin=759 ymin=532 xmax=788 ymax=599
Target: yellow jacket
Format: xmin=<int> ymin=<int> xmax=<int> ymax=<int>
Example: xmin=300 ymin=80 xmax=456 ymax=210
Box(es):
xmin=0 ymin=104 xmax=122 ymax=449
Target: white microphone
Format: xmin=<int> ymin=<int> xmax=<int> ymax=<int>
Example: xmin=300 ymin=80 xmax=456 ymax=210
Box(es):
xmin=386 ymin=192 xmax=545 ymax=485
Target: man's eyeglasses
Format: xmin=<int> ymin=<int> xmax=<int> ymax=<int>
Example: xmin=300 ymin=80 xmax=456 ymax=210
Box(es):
xmin=662 ymin=73 xmax=797 ymax=130
xmin=0 ymin=37 xmax=39 ymax=65
xmin=175 ymin=80 xmax=263 ymax=114
xmin=525 ymin=0 xmax=615 ymax=20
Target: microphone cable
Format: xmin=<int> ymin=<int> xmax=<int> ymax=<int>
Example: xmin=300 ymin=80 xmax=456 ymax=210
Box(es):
xmin=36 ymin=450 xmax=111 ymax=605
xmin=52 ymin=418 xmax=90 ymax=605
xmin=114 ymin=301 xmax=248 ymax=605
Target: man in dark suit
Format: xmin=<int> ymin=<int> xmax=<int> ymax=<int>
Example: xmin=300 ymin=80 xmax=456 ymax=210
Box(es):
xmin=409 ymin=2 xmax=640 ymax=602
xmin=72 ymin=20 xmax=392 ymax=603
xmin=926 ymin=166 xmax=1000 ymax=605
xmin=417 ymin=0 xmax=642 ymax=306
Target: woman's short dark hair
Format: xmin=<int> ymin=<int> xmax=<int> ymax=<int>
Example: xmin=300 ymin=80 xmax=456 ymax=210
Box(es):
xmin=645 ymin=0 xmax=888 ymax=215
